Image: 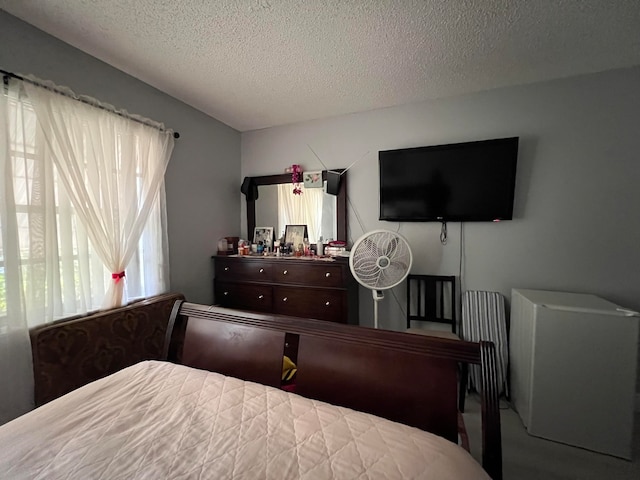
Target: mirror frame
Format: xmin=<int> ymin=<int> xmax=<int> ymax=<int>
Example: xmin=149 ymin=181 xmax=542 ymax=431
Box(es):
xmin=246 ymin=169 xmax=347 ymax=244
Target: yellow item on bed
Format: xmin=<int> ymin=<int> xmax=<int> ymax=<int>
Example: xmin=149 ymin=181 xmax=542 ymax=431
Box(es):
xmin=282 ymin=355 xmax=297 ymax=382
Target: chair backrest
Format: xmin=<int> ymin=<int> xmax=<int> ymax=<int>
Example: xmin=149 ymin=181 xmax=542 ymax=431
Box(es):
xmin=406 ymin=275 xmax=457 ymax=333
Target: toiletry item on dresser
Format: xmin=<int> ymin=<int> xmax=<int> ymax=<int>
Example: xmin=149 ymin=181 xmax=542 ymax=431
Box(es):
xmin=217 ymin=238 xmax=228 ymax=255
xmin=218 ymin=237 xmax=239 ymax=255
xmin=317 ymin=236 xmax=324 ymax=256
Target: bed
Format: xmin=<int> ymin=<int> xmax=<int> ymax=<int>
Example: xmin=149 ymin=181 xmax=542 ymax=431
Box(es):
xmin=0 ymin=300 xmax=502 ymax=479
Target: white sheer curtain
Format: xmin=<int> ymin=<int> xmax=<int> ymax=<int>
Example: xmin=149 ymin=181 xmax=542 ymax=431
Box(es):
xmin=277 ymin=184 xmax=323 ymax=242
xmin=23 ymin=80 xmax=173 ymax=308
xmin=0 ymin=79 xmax=34 ymax=423
xmin=0 ymin=76 xmax=173 ymax=423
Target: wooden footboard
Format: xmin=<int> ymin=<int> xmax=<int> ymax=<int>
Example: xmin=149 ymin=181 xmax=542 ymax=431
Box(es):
xmin=164 ymin=301 xmax=502 ymax=480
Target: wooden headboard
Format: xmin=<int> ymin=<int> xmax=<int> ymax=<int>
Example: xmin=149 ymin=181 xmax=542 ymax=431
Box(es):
xmin=163 ymin=301 xmax=502 ymax=480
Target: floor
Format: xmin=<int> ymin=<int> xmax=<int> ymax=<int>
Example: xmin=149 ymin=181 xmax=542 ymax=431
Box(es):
xmin=462 ymin=393 xmax=640 ymax=479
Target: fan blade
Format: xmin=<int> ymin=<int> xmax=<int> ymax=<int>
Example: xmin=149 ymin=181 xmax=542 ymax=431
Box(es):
xmin=381 ymin=235 xmax=398 ymax=257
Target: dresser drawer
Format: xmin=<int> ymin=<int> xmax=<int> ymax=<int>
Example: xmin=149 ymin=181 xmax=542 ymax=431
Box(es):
xmin=272 ymin=262 xmax=344 ymax=288
xmin=273 ymin=286 xmax=344 ymax=322
xmin=212 ymin=255 xmax=357 ymax=324
xmin=216 ymin=259 xmax=273 ymax=283
xmin=215 ymin=282 xmax=273 ymax=313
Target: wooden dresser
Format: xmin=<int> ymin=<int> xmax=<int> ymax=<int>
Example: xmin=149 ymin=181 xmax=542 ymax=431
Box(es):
xmin=213 ymin=255 xmax=359 ymax=324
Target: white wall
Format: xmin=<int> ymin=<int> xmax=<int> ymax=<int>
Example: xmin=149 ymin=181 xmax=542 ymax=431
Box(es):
xmin=242 ymin=66 xmax=640 ymax=334
xmin=0 ymin=11 xmax=241 ymax=304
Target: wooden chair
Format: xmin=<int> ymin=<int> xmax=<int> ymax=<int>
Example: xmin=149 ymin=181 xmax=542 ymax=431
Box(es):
xmin=406 ymin=274 xmax=457 ymax=333
xmin=406 ymin=275 xmax=468 ymax=412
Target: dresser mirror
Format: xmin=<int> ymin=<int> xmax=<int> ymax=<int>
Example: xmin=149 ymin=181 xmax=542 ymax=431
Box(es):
xmin=246 ymin=170 xmax=347 ymax=245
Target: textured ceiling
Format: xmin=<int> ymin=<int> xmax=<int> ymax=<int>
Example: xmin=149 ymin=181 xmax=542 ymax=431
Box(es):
xmin=2 ymin=1 xmax=640 ymax=132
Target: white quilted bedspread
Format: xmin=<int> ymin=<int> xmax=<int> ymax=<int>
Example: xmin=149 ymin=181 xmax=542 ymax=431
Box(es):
xmin=0 ymin=361 xmax=489 ymax=479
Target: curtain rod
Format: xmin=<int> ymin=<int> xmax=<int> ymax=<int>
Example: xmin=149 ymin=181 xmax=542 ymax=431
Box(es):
xmin=1 ymin=69 xmax=180 ymax=139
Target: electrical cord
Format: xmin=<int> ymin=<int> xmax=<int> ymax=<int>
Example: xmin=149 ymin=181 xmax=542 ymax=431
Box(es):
xmin=440 ymin=221 xmax=448 ymax=244
xmin=459 ymin=222 xmax=465 ymax=293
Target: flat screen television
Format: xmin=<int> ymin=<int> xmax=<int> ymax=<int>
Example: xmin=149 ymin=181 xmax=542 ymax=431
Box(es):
xmin=379 ymin=137 xmax=519 ymax=222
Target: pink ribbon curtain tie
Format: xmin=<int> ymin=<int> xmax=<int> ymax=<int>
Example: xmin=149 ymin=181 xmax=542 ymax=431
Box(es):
xmin=112 ymin=271 xmax=125 ymax=283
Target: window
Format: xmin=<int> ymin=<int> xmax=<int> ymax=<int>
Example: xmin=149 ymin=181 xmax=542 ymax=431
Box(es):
xmin=1 ymin=74 xmax=174 ymax=424
xmin=0 ymin=78 xmax=172 ymax=328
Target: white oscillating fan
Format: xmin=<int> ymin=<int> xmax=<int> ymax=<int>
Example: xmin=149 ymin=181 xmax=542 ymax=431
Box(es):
xmin=349 ymin=230 xmax=413 ymax=328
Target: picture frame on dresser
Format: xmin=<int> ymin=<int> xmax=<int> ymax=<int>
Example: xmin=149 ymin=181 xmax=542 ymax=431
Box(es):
xmin=253 ymin=226 xmax=274 ymax=248
xmin=284 ymin=224 xmax=308 ymax=248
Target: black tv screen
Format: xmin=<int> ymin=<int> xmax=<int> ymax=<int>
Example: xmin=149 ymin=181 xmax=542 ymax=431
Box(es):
xmin=379 ymin=137 xmax=518 ymax=222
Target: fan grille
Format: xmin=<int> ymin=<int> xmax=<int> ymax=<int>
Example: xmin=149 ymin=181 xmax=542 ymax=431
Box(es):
xmin=349 ymin=230 xmax=412 ymax=290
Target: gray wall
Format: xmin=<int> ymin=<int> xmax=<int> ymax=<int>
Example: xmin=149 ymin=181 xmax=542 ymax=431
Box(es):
xmin=0 ymin=11 xmax=240 ymax=304
xmin=241 ymin=67 xmax=640 ymax=393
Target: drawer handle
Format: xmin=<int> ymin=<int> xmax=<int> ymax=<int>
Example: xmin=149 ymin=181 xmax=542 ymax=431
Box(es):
xmin=258 ymin=294 xmax=264 ymax=299
xmin=282 ymin=297 xmax=288 ymax=302
xmin=325 ymin=301 xmax=331 ymax=306
xmin=259 ymin=268 xmax=264 ymax=273
xmin=283 ymin=270 xmax=288 ymax=275
xmin=223 ymin=291 xmax=229 ymax=296
xmin=325 ymin=272 xmax=331 ymax=278
xmin=224 ymin=266 xmax=229 ymax=272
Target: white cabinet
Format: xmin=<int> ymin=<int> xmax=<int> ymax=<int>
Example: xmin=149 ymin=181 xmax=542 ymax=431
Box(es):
xmin=509 ymin=288 xmax=639 ymax=459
